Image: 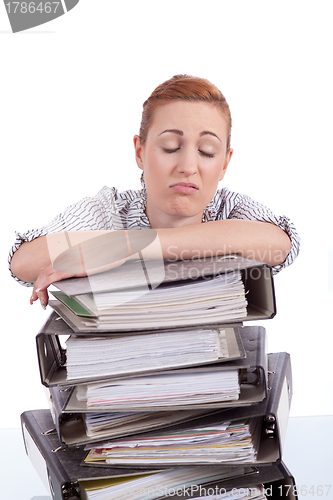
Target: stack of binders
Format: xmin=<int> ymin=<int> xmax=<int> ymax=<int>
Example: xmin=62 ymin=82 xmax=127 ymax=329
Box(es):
xmin=21 ymin=255 xmax=298 ymax=500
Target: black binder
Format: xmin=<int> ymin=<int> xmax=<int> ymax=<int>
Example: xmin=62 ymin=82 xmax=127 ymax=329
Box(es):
xmin=21 ymin=408 xmax=297 ymax=500
xmin=37 ymin=312 xmax=269 ymax=389
xmin=43 ymin=352 xmax=290 ymax=464
xmin=46 ymin=327 xmax=268 ymax=409
xmin=78 ymin=351 xmax=292 ymax=467
xmin=49 ymin=255 xmax=276 ymax=332
xmin=43 ymin=324 xmax=268 ymax=446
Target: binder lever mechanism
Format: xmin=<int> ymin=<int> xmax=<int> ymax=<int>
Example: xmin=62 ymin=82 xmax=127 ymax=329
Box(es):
xmin=48 ymin=334 xmax=66 ymax=367
xmin=239 ymin=367 xmax=260 ymax=385
xmin=54 ymin=334 xmax=66 ymax=366
xmin=62 ymin=481 xmax=81 ymax=500
xmin=42 ymin=428 xmax=57 ymax=436
xmin=52 ymin=444 xmax=81 ymax=453
xmin=264 ymin=413 xmax=276 ymax=437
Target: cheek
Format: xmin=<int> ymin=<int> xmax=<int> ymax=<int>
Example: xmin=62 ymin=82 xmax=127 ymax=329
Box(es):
xmin=145 ymin=150 xmax=171 ymax=178
xmin=214 ymin=158 xmax=228 ymax=182
xmin=144 ymin=154 xmax=165 ymax=192
xmin=203 ymin=162 xmax=225 ymax=183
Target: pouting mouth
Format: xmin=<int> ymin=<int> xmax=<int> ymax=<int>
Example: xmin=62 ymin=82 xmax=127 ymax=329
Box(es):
xmin=170 ymin=182 xmax=199 ymax=189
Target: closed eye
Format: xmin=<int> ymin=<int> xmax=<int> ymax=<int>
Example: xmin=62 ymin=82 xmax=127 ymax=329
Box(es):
xmin=199 ymin=150 xmax=215 ymax=158
xmin=163 ymin=148 xmax=180 ymax=154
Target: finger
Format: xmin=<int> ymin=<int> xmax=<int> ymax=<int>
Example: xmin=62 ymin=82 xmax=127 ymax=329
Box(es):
xmin=30 ymin=290 xmax=37 ymax=304
xmin=37 ymin=288 xmax=49 ymax=309
xmin=30 ymin=286 xmax=48 ymax=308
xmin=30 ymin=267 xmax=54 ymax=306
xmin=30 ymin=268 xmax=73 ymax=307
xmin=30 ymin=286 xmax=41 ymax=304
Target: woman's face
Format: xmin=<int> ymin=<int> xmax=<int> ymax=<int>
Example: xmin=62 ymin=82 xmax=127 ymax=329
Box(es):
xmin=134 ymin=100 xmax=232 ymax=228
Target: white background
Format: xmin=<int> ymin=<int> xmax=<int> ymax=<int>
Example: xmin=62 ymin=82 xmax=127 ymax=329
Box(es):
xmin=0 ymin=1 xmax=332 ymax=428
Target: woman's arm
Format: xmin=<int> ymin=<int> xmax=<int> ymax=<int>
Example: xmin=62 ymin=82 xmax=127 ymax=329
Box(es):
xmin=154 ymin=219 xmax=291 ymax=267
xmin=10 ymin=219 xmax=291 ymax=308
xmin=10 ymin=231 xmax=107 ymax=284
xmin=10 ymin=230 xmax=125 ymax=307
xmin=9 ymin=185 xmax=122 ymax=287
xmin=10 ymin=236 xmax=51 ymax=284
xmin=11 ymin=220 xmax=290 ymax=283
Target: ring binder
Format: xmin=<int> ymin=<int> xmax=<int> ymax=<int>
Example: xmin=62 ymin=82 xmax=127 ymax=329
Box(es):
xmin=43 ymin=326 xmax=268 ymax=447
xmin=49 ymin=256 xmax=276 ymax=332
xmin=80 ymin=352 xmax=292 ymax=467
xmin=19 ymin=256 xmax=297 ymax=499
xmin=21 ymin=408 xmax=298 ymax=500
xmin=37 ymin=313 xmax=267 ymax=390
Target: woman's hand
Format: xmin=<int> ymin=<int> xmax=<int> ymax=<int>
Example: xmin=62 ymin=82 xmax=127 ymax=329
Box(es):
xmin=29 ymin=229 xmax=161 ymax=309
xmin=30 ymin=264 xmax=81 ymax=309
xmin=12 ymin=229 xmax=159 ymax=309
xmin=29 ymin=253 xmax=130 ymax=309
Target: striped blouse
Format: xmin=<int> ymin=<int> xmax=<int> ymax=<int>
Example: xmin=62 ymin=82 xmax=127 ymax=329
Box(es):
xmin=9 ymin=185 xmax=300 ymax=286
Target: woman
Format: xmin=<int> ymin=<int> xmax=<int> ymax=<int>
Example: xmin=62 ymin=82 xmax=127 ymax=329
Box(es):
xmin=9 ymin=74 xmax=300 ymax=308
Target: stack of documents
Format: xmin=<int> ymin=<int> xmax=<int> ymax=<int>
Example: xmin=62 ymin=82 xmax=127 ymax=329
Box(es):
xmin=65 ymin=327 xmax=231 ymax=380
xmin=21 ymin=408 xmax=297 ymax=499
xmin=76 ymin=368 xmax=240 ymax=410
xmin=20 ymin=256 xmax=297 ymax=498
xmin=79 ymin=468 xmax=265 ymax=500
xmin=50 ymin=270 xmax=248 ymax=331
xmin=83 ymin=410 xmax=212 ymax=441
xmin=84 ymin=418 xmax=260 ymax=465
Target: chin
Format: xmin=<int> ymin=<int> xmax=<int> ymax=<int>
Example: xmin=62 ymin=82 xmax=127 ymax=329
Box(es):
xmin=167 ymin=205 xmax=204 ymax=224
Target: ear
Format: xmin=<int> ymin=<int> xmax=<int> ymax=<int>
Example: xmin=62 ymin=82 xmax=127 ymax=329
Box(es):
xmin=133 ymin=135 xmax=144 ymax=171
xmin=219 ymin=148 xmax=233 ymax=181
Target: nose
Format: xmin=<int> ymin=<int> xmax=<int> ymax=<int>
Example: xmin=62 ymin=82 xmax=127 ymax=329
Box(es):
xmin=178 ymin=148 xmax=198 ymax=176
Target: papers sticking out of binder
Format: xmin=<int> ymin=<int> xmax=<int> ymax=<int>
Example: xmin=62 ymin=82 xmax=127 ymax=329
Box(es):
xmin=43 ymin=328 xmax=267 ymax=446
xmin=81 ymin=351 xmax=292 ymax=468
xmin=46 ymin=347 xmax=277 ymax=451
xmin=21 ymin=408 xmax=298 ymax=500
xmin=80 ymin=480 xmax=267 ymax=500
xmin=53 ymin=365 xmax=241 ymax=411
xmin=83 ymin=410 xmax=214 ymax=444
xmin=48 ymin=256 xmax=276 ymax=333
xmin=64 ymin=328 xmax=238 ymax=382
xmin=48 ymin=384 xmax=218 ymax=446
xmin=50 ymin=270 xmax=247 ymax=331
xmin=49 ymin=360 xmax=261 ymax=413
xmin=37 ymin=312 xmax=251 ymax=387
xmin=78 ymin=469 xmax=266 ymax=500
xmin=76 ymin=367 xmax=241 ymax=409
xmin=84 ymin=417 xmax=261 ymax=465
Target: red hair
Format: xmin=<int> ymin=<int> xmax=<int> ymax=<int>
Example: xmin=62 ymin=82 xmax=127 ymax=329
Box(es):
xmin=139 ymin=74 xmax=232 ymax=150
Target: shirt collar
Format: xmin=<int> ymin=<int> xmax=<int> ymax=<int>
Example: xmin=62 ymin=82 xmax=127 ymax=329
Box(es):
xmin=202 ymin=198 xmax=217 ymax=222
xmin=126 ymin=191 xmax=151 ymax=229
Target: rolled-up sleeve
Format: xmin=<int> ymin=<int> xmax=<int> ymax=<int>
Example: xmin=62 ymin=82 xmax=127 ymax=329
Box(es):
xmin=215 ymin=189 xmax=300 ymax=274
xmin=8 ymin=186 xmax=120 ymax=286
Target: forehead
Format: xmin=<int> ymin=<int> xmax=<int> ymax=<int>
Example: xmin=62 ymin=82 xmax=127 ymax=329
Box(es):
xmin=149 ymin=100 xmax=229 ymax=137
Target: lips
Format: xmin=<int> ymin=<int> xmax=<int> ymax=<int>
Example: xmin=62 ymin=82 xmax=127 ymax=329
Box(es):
xmin=170 ymin=182 xmax=199 ymax=194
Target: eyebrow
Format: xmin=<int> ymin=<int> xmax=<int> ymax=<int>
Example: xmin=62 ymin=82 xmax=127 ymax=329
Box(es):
xmin=200 ymin=131 xmax=221 ymax=142
xmin=159 ymin=129 xmax=183 ymax=136
xmin=159 ymin=129 xmax=221 ymax=141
